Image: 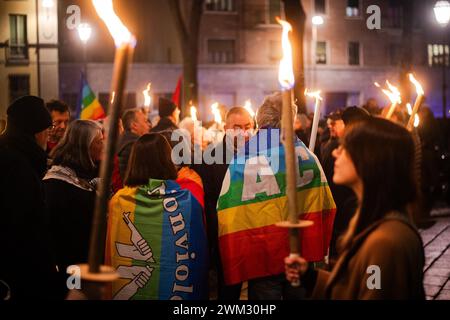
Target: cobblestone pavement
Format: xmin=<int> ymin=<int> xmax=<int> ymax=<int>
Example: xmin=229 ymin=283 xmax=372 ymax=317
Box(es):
xmin=421 ymin=217 xmax=450 ymax=300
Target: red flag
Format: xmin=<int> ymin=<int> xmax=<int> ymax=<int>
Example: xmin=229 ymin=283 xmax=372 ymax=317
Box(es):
xmin=172 ymin=75 xmax=182 ymax=108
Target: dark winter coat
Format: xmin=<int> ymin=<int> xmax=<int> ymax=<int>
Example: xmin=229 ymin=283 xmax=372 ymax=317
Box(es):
xmin=43 ymin=166 xmax=97 ymax=276
xmin=191 ymin=137 xmax=234 ymax=260
xmin=151 ymin=117 xmax=178 ymax=134
xmin=0 ymin=132 xmax=63 ymax=300
xmin=117 ymin=130 xmax=140 ymax=181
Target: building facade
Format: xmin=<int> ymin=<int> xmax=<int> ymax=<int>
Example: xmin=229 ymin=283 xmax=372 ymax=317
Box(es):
xmin=0 ymin=0 xmax=59 ymax=120
xmin=58 ymin=0 xmax=449 ymax=120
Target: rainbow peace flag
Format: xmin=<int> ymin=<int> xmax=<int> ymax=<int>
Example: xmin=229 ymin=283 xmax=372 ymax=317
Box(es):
xmin=217 ymin=129 xmax=336 ymax=285
xmin=106 ymin=168 xmax=208 ymax=300
xmin=76 ymin=73 xmax=106 ymax=120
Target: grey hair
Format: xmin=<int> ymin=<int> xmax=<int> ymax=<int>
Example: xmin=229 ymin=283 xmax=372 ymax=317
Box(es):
xmin=51 ymin=120 xmax=102 ymax=174
xmin=122 ymin=108 xmax=141 ymax=131
xmin=256 ymin=92 xmax=298 ymax=129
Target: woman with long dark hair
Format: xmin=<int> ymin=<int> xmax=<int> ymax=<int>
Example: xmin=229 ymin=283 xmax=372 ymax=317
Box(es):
xmin=285 ymin=117 xmax=425 ymax=299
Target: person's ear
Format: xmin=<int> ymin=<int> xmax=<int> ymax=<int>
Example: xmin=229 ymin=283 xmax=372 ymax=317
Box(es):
xmin=130 ymin=120 xmax=138 ymax=131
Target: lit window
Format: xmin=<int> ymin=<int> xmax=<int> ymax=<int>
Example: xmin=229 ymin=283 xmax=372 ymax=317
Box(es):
xmin=346 ymin=0 xmax=360 ymax=17
xmin=428 ymin=44 xmax=450 ymax=67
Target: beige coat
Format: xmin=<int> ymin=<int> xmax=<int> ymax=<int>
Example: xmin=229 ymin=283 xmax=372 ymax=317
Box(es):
xmin=312 ymin=215 xmax=425 ymax=300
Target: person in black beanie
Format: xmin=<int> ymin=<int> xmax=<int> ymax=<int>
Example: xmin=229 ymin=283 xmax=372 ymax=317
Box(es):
xmin=0 ymin=96 xmax=64 ymax=300
xmin=151 ymin=97 xmax=180 ymax=133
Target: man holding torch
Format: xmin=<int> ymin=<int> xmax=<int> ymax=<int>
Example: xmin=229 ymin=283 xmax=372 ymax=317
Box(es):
xmin=216 ymin=92 xmax=336 ymax=299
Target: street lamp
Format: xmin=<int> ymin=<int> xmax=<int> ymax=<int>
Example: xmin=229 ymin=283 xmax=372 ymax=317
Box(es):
xmin=311 ymin=15 xmax=324 ymax=89
xmin=434 ymin=1 xmax=450 ymax=26
xmin=77 ymin=23 xmax=92 ymax=77
xmin=434 ymin=1 xmax=450 ymax=119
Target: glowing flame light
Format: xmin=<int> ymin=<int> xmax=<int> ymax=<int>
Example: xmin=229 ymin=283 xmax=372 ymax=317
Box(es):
xmin=92 ymin=0 xmax=136 ymax=47
xmin=374 ymin=81 xmax=401 ymax=105
xmin=409 ymin=73 xmax=424 ymax=96
xmin=277 ymin=18 xmax=295 ymax=90
xmin=406 ymin=103 xmax=413 ymax=115
xmin=304 ymin=89 xmax=323 ymax=101
xmin=244 ymin=100 xmax=255 ymax=117
xmin=142 ymin=83 xmax=152 ymax=107
xmin=386 ymin=81 xmax=401 ymax=103
xmin=190 ymin=106 xmax=198 ymax=122
xmin=414 ymin=114 xmax=420 ymax=128
xmin=211 ymin=102 xmax=222 ymax=124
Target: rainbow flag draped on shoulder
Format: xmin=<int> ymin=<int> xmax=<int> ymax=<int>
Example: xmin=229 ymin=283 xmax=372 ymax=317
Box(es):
xmin=106 ymin=169 xmax=208 ymax=300
xmin=76 ymin=73 xmax=106 ymax=120
xmin=217 ymin=128 xmax=336 ymax=285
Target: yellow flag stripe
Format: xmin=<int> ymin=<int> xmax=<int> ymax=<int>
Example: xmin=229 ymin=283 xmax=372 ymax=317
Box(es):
xmin=107 ymin=187 xmax=138 ymax=296
xmin=81 ymin=99 xmax=103 ymax=120
xmin=218 ymin=186 xmax=335 ymax=236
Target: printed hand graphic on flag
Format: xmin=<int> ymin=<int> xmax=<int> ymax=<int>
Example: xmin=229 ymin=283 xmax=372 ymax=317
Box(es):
xmin=114 ymin=266 xmax=153 ymax=300
xmin=115 ymin=212 xmax=155 ymax=263
xmin=117 ymin=265 xmax=153 ymax=280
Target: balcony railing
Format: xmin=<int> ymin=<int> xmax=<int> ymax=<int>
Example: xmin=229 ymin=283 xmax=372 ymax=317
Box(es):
xmin=3 ymin=40 xmax=29 ymax=66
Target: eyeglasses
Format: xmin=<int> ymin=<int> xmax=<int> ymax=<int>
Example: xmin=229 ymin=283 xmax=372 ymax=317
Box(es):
xmin=53 ymin=120 xmax=69 ymax=127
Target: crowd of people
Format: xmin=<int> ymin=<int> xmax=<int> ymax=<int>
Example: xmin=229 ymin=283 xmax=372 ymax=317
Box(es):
xmin=0 ymin=91 xmax=441 ymax=300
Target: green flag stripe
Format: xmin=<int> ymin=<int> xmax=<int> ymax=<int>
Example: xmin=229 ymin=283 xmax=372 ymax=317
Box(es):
xmin=217 ymin=167 xmax=328 ymax=211
xmin=130 ymin=187 xmax=163 ymax=300
xmin=82 ymin=90 xmax=96 ymax=108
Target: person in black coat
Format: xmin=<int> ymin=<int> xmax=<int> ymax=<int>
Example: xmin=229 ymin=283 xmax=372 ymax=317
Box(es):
xmin=43 ymin=120 xmax=104 ymax=290
xmin=151 ymin=98 xmax=180 ymax=134
xmin=0 ymin=96 xmax=63 ymax=300
xmin=192 ymin=107 xmax=254 ymax=300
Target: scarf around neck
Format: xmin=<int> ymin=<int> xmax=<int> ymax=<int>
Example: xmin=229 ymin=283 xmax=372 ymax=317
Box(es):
xmin=43 ymin=165 xmax=100 ymax=192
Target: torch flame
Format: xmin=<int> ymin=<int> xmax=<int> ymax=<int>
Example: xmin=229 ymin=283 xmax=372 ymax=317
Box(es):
xmin=92 ymin=0 xmax=136 ymax=47
xmin=190 ymin=106 xmax=198 ymax=122
xmin=409 ymin=73 xmax=424 ymax=96
xmin=142 ymin=83 xmax=152 ymax=107
xmin=211 ymin=102 xmax=222 ymax=124
xmin=244 ymin=100 xmax=255 ymax=117
xmin=406 ymin=103 xmax=413 ymax=115
xmin=374 ymin=81 xmax=401 ymax=105
xmin=304 ymin=89 xmax=323 ymax=101
xmin=414 ymin=114 xmax=420 ymax=128
xmin=277 ymin=17 xmax=295 ymax=90
xmin=385 ymin=80 xmax=402 ymax=104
